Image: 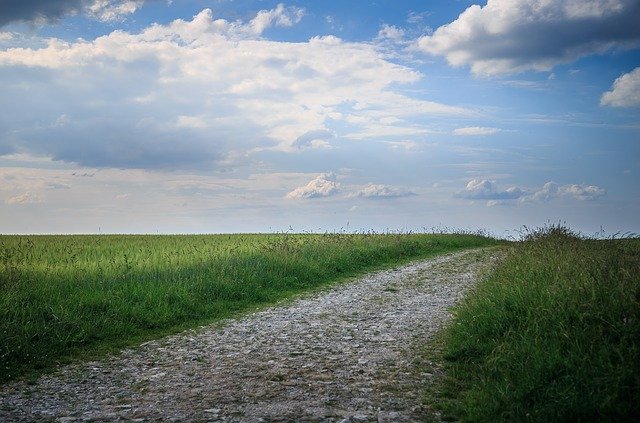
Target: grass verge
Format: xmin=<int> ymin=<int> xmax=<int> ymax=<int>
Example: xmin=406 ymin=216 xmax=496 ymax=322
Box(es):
xmin=427 ymin=226 xmax=640 ymax=421
xmin=0 ymin=232 xmax=497 ymax=383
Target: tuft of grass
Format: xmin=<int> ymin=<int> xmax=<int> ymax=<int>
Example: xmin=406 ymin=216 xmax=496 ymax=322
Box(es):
xmin=433 ymin=225 xmax=640 ymax=421
xmin=0 ymin=232 xmax=497 ymax=383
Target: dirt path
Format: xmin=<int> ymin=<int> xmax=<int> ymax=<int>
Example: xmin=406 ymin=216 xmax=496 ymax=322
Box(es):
xmin=1 ymin=248 xmax=500 ymax=422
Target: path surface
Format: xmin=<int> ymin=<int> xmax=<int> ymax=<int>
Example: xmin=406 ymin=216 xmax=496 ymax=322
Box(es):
xmin=1 ymin=248 xmax=500 ymax=422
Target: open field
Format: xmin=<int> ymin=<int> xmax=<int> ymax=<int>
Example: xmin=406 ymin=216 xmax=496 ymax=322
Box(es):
xmin=431 ymin=226 xmax=640 ymax=421
xmin=0 ymin=232 xmax=497 ymax=383
xmin=5 ymin=227 xmax=637 ymax=420
xmin=0 ymin=248 xmax=498 ymax=421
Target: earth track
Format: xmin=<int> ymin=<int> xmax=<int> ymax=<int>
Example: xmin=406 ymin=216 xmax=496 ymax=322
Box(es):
xmin=0 ymin=248 xmax=500 ymax=422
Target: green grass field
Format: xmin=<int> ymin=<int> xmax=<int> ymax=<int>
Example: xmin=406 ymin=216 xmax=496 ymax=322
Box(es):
xmin=0 ymin=232 xmax=496 ymax=383
xmin=433 ymin=226 xmax=640 ymax=421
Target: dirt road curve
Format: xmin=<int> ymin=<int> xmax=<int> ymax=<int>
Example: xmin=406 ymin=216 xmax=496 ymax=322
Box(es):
xmin=1 ymin=248 xmax=499 ymax=422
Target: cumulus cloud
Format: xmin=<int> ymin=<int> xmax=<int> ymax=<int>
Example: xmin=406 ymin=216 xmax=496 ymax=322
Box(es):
xmin=453 ymin=126 xmax=501 ymax=136
xmin=6 ymin=191 xmax=42 ymax=205
xmin=457 ymin=180 xmax=606 ymax=205
xmin=522 ymin=181 xmax=606 ymax=202
xmin=0 ymin=0 xmax=143 ymax=26
xmin=454 ymin=179 xmax=606 ymax=207
xmin=456 ymin=179 xmax=525 ymax=200
xmin=417 ymin=0 xmax=640 ymax=75
xmin=0 ymin=7 xmax=466 ymax=170
xmin=350 ymin=183 xmax=415 ymax=199
xmin=559 ymin=183 xmax=606 ymax=201
xmin=601 ymin=67 xmax=640 ymax=107
xmin=525 ymin=181 xmax=559 ymax=203
xmin=249 ymin=3 xmax=304 ymax=34
xmin=285 ymin=173 xmax=340 ymax=199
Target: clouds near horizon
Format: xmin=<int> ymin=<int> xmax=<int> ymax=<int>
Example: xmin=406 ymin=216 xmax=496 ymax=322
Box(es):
xmin=457 ymin=179 xmax=524 ymax=201
xmin=350 ymin=183 xmax=415 ymax=199
xmin=457 ymin=179 xmax=606 ymax=205
xmin=286 ymin=173 xmax=340 ymax=199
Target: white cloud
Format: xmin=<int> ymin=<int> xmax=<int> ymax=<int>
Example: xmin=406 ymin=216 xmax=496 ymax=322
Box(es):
xmin=456 ymin=179 xmax=525 ymax=200
xmin=0 ymin=32 xmax=12 ymax=41
xmin=457 ymin=179 xmax=606 ymax=205
xmin=525 ymin=181 xmax=559 ymax=203
xmin=601 ymin=67 xmax=640 ymax=107
xmin=350 ymin=183 xmax=415 ymax=199
xmin=559 ymin=184 xmax=606 ymax=201
xmin=86 ymin=0 xmax=143 ymax=22
xmin=0 ymin=7 xmax=468 ymax=170
xmin=453 ymin=126 xmax=501 ymax=136
xmin=6 ymin=191 xmax=42 ymax=205
xmin=416 ymin=0 xmax=640 ymax=75
xmin=520 ymin=181 xmax=606 ymax=202
xmin=249 ymin=3 xmax=304 ymax=35
xmin=285 ymin=173 xmax=340 ymax=199
xmin=377 ymin=24 xmax=405 ymax=42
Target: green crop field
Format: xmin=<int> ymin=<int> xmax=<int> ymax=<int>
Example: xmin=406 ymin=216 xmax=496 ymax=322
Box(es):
xmin=428 ymin=226 xmax=640 ymax=421
xmin=0 ymin=232 xmax=497 ymax=383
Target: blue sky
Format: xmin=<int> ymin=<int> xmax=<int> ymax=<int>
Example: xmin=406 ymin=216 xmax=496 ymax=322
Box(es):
xmin=0 ymin=0 xmax=639 ymax=236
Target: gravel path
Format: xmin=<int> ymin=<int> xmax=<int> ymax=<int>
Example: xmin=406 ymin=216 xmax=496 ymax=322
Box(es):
xmin=1 ymin=248 xmax=500 ymax=422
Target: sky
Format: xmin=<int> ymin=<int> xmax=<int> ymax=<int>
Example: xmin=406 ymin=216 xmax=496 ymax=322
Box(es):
xmin=0 ymin=0 xmax=639 ymax=237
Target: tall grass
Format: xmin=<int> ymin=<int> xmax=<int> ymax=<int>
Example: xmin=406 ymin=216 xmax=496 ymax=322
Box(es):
xmin=0 ymin=232 xmax=496 ymax=383
xmin=437 ymin=225 xmax=640 ymax=421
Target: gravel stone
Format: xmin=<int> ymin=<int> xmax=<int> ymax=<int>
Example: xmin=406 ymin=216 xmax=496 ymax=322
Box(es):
xmin=0 ymin=248 xmax=499 ymax=422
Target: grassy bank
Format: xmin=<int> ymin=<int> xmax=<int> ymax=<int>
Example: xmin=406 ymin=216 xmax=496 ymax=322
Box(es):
xmin=0 ymin=232 xmax=496 ymax=383
xmin=434 ymin=226 xmax=639 ymax=421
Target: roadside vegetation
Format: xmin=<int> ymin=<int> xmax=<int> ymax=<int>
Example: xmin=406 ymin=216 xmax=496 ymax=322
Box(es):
xmin=431 ymin=225 xmax=639 ymax=421
xmin=0 ymin=231 xmax=496 ymax=383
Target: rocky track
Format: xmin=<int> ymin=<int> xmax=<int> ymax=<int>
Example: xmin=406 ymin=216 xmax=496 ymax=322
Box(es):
xmin=1 ymin=248 xmax=500 ymax=422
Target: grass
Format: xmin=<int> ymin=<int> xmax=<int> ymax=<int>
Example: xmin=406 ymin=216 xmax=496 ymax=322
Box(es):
xmin=0 ymin=231 xmax=497 ymax=383
xmin=430 ymin=225 xmax=640 ymax=421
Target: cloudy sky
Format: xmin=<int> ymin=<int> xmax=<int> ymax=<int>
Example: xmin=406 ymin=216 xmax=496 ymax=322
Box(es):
xmin=1 ymin=0 xmax=638 ymax=236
